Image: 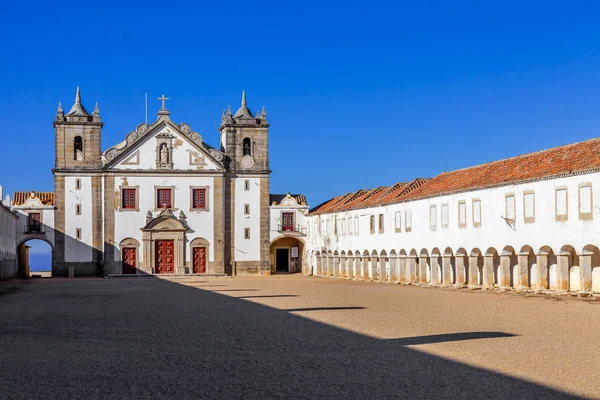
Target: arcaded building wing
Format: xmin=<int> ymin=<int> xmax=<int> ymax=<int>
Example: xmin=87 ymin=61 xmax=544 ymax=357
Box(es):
xmin=305 ymin=137 xmax=600 ymax=294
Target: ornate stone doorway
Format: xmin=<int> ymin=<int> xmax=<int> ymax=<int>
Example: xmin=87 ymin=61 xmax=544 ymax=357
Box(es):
xmin=140 ymin=209 xmax=187 ymax=274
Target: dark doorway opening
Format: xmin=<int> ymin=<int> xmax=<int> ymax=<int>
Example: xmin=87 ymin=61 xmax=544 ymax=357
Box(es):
xmin=276 ymin=249 xmax=289 ymax=273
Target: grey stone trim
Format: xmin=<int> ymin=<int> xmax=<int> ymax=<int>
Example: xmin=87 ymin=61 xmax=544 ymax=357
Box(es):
xmin=117 ymin=185 xmax=140 ymax=212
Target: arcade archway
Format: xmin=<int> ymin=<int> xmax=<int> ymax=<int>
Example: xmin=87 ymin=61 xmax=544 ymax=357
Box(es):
xmin=17 ymin=238 xmax=53 ymax=278
xmin=270 ymin=237 xmax=304 ymax=274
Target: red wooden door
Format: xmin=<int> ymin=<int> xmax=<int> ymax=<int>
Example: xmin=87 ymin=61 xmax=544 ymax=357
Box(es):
xmin=192 ymin=247 xmax=207 ymax=274
xmin=282 ymin=212 xmax=294 ymax=231
xmin=122 ymin=247 xmax=137 ymax=274
xmin=155 ymin=240 xmax=175 ymax=274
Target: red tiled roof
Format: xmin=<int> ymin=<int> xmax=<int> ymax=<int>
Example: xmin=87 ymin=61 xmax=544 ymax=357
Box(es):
xmin=13 ymin=192 xmax=55 ymax=206
xmin=309 ymin=137 xmax=600 ymax=215
xmin=401 ymin=137 xmax=600 ymax=201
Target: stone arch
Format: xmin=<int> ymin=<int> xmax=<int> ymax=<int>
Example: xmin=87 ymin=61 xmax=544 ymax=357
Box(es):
xmin=559 ymin=245 xmax=578 ymax=291
xmin=470 ymin=248 xmax=484 ymax=286
xmin=370 ymin=250 xmax=379 ymax=280
xmin=582 ymin=245 xmax=600 ymax=293
xmin=442 ymin=247 xmax=456 ymax=285
xmin=485 ymin=247 xmax=500 ymax=287
xmin=119 ymin=237 xmax=141 ymax=275
xmin=420 ymin=248 xmax=430 ymax=283
xmin=379 ymin=250 xmax=389 ymax=281
xmin=501 ymin=246 xmax=517 ymax=288
xmin=190 ymin=237 xmax=210 ymax=274
xmin=539 ymin=246 xmax=556 ymax=290
xmin=518 ymin=245 xmax=535 ymax=288
xmin=316 ymin=251 xmax=322 ymax=276
xmin=430 ymin=248 xmax=442 ymax=284
xmin=454 ymin=248 xmax=468 ymax=286
xmin=74 ymin=135 xmax=84 ymax=160
xmin=17 ymin=237 xmax=54 ymax=279
xmin=389 ymin=250 xmax=398 ymax=282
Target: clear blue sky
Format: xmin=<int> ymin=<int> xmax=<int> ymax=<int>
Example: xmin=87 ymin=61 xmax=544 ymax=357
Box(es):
xmin=1 ymin=0 xmax=600 ymax=211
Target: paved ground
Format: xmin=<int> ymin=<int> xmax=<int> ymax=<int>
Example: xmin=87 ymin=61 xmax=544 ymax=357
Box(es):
xmin=0 ymin=275 xmax=598 ymax=399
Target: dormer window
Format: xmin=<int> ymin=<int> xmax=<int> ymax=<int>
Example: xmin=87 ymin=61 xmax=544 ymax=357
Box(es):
xmin=242 ymin=138 xmax=252 ymax=156
xmin=74 ymin=136 xmax=83 ymax=161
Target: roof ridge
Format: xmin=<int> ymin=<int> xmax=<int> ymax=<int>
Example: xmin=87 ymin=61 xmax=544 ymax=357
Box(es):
xmin=438 ymin=137 xmax=600 ymax=176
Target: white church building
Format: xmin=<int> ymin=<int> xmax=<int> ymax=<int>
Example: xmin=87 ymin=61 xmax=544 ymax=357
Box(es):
xmin=305 ymin=138 xmax=600 ymax=294
xmin=8 ymin=89 xmax=308 ymax=277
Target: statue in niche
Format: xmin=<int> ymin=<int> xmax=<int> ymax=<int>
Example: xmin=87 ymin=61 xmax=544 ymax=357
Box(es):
xmin=76 ymin=149 xmax=84 ymax=161
xmin=160 ymin=143 xmax=169 ymax=163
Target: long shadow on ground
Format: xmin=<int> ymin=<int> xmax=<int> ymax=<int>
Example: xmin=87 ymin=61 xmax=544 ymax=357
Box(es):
xmin=0 ymin=278 xmax=582 ymax=400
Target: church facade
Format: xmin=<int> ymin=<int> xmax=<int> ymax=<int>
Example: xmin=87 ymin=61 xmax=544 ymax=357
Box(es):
xmin=12 ymin=88 xmax=283 ymax=277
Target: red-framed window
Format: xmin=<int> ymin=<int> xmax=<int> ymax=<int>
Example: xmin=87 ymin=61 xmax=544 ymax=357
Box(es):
xmin=157 ymin=188 xmax=172 ymax=209
xmin=282 ymin=212 xmax=294 ymax=231
xmin=122 ymin=189 xmax=136 ymax=209
xmin=192 ymin=188 xmax=206 ymax=209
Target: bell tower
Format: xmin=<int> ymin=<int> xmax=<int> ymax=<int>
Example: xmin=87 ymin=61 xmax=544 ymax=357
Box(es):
xmin=219 ymin=91 xmax=272 ymax=276
xmin=53 ymin=87 xmax=104 ymax=277
xmin=54 ymin=87 xmax=103 ymax=170
xmin=219 ymin=91 xmax=269 ymax=172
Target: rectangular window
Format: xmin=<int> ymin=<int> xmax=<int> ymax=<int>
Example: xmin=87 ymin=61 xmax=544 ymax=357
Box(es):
xmin=378 ymin=214 xmax=384 ymax=233
xmin=192 ymin=188 xmax=206 ymax=210
xmin=75 ymin=179 xmax=81 ymax=190
xmin=334 ymin=217 xmax=338 ymax=235
xmin=458 ymin=201 xmax=466 ymax=228
xmin=157 ymin=188 xmax=172 ymax=209
xmin=370 ymin=215 xmax=375 ymax=234
xmin=395 ymin=211 xmax=401 ymax=232
xmin=76 ymin=228 xmax=82 ymax=240
xmin=244 ymin=228 xmax=250 ymax=239
xmin=473 ymin=199 xmax=481 ymax=227
xmin=441 ymin=204 xmax=449 ymax=229
xmin=505 ymin=194 xmax=516 ymax=220
xmin=75 ymin=204 xmax=81 ymax=215
xmin=282 ymin=212 xmax=294 ymax=231
xmin=354 ymin=216 xmax=359 ymax=234
xmin=326 ymin=220 xmax=331 ymax=235
xmin=244 ymin=204 xmax=250 ymax=215
xmin=342 ymin=218 xmax=346 ymax=236
xmin=579 ymin=183 xmax=593 ymax=220
xmin=405 ymin=210 xmax=412 ymax=232
xmin=28 ymin=212 xmax=41 ymax=233
xmin=555 ymin=188 xmax=568 ymax=221
xmin=524 ymin=192 xmax=535 ymax=223
xmin=122 ymin=188 xmax=136 ymax=210
xmin=429 ymin=205 xmax=437 ymax=231
xmin=244 ymin=179 xmax=250 ymax=191
xmin=348 ymin=217 xmax=353 ymax=235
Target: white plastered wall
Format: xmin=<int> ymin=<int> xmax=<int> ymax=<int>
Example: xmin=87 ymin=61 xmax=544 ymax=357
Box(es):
xmin=64 ymin=176 xmax=93 ymax=261
xmin=234 ymin=177 xmax=261 ymax=261
xmin=306 ymin=172 xmax=600 ymax=259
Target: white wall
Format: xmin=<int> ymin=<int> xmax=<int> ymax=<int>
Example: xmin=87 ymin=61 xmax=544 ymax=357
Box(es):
xmin=65 ymin=176 xmax=93 ymax=261
xmin=234 ymin=177 xmax=261 ymax=261
xmin=113 ymin=175 xmax=216 ymax=264
xmin=306 ymin=172 xmax=600 ymax=258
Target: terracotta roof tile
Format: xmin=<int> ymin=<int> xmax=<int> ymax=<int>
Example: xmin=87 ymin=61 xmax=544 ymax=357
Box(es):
xmin=12 ymin=191 xmax=55 ymax=206
xmin=402 ymin=138 xmax=600 ymax=201
xmin=308 ymin=137 xmax=600 ymax=216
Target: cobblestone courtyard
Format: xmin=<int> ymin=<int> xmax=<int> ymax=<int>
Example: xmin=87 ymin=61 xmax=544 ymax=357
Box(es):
xmin=0 ymin=275 xmax=598 ymax=399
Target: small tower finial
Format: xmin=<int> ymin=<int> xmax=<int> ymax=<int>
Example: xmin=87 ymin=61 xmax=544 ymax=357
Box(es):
xmin=57 ymin=101 xmax=63 ymax=113
xmin=75 ymin=87 xmax=81 ymax=104
xmin=226 ymin=105 xmax=232 ymax=117
xmin=241 ymin=90 xmax=246 ymax=107
xmin=93 ymin=102 xmax=100 ymax=116
xmin=261 ymin=106 xmax=266 ymax=118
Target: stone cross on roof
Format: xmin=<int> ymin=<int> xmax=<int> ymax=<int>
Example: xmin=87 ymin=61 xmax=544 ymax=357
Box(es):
xmin=158 ymin=94 xmax=169 ymax=109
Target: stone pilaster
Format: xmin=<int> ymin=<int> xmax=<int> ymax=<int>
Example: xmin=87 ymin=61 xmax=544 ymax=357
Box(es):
xmin=53 ymin=175 xmax=66 ymax=276
xmin=91 ymin=175 xmax=103 ymax=270
xmin=103 ymin=175 xmax=117 ymax=274
xmin=212 ymin=175 xmax=225 ymax=274
xmin=536 ymin=253 xmax=549 ymax=290
xmin=442 ymin=255 xmax=453 ymax=285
